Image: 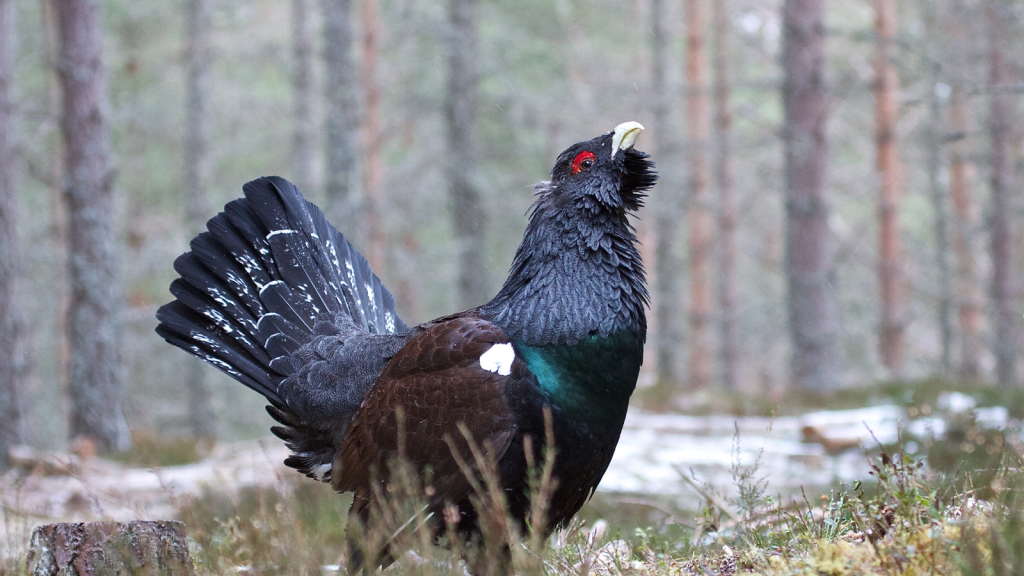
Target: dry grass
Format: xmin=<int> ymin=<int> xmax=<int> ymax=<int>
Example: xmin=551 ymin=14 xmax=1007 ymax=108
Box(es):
xmin=4 ymin=404 xmax=1024 ymax=574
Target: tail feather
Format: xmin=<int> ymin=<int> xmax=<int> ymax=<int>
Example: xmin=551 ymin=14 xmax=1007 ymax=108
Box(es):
xmin=156 ymin=301 xmax=282 ymax=403
xmin=156 ymin=176 xmax=407 ymax=405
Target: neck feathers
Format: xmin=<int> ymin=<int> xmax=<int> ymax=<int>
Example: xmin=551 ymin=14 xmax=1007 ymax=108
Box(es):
xmin=481 ymin=182 xmax=649 ymax=347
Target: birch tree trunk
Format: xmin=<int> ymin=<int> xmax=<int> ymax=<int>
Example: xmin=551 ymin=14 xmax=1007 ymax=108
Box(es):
xmin=948 ymin=84 xmax=983 ymax=380
xmin=446 ymin=0 xmax=487 ymax=308
xmin=650 ymin=0 xmax=680 ymax=385
xmin=0 ymin=0 xmax=22 ymax=466
xmin=987 ymin=0 xmax=1019 ymax=388
xmin=685 ymin=0 xmax=712 ymax=390
xmin=361 ymin=0 xmax=384 ymax=272
xmin=184 ymin=0 xmax=216 ymax=440
xmin=873 ymin=0 xmax=905 ymax=378
xmin=55 ymin=0 xmax=130 ymax=452
xmin=714 ymin=0 xmax=738 ymax=390
xmin=291 ymin=0 xmax=316 ymax=194
xmin=321 ymin=0 xmax=360 ymax=238
xmin=782 ymin=0 xmax=840 ymax=392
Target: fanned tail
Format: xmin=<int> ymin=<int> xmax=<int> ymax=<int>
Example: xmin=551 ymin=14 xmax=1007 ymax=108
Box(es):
xmin=156 ymin=176 xmax=408 ymax=404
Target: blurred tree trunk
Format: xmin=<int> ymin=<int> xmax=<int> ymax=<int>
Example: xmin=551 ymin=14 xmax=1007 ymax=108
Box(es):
xmin=321 ymin=0 xmax=359 ymax=237
xmin=713 ymin=0 xmax=737 ymax=391
xmin=0 ymin=0 xmax=23 ymax=466
xmin=685 ymin=0 xmax=712 ymax=390
xmin=987 ymin=0 xmax=1019 ymax=388
xmin=42 ymin=1 xmax=70 ymax=408
xmin=446 ymin=0 xmax=487 ymax=307
xmin=184 ymin=0 xmax=216 ymax=440
xmin=782 ymin=0 xmax=840 ymax=392
xmin=873 ymin=0 xmax=905 ymax=378
xmin=948 ymin=84 xmax=983 ymax=380
xmin=650 ymin=0 xmax=679 ymax=385
xmin=361 ymin=0 xmax=384 ymax=272
xmin=55 ymin=0 xmax=130 ymax=452
xmin=926 ymin=61 xmax=952 ymax=375
xmin=291 ymin=0 xmax=316 ymax=194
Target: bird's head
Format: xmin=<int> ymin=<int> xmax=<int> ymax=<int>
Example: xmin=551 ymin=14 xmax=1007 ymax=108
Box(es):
xmin=540 ymin=121 xmax=657 ymax=214
xmin=482 ymin=122 xmax=655 ymax=344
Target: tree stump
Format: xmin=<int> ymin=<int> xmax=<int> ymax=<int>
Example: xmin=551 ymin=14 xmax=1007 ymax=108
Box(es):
xmin=26 ymin=521 xmax=196 ymax=576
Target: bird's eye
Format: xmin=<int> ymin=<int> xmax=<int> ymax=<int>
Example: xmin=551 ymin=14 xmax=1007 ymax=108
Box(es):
xmin=571 ymin=150 xmax=597 ymax=175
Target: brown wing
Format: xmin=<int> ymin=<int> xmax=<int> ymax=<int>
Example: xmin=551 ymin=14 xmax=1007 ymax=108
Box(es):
xmin=331 ymin=315 xmax=518 ymax=503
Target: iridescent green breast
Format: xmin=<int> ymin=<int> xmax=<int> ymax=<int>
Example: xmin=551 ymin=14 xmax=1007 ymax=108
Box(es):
xmin=513 ymin=332 xmax=643 ymax=425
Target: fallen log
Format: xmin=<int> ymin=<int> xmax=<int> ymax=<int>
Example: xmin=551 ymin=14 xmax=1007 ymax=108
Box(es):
xmin=26 ymin=521 xmax=195 ymax=576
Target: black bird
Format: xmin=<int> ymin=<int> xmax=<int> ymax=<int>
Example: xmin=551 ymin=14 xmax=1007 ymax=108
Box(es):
xmin=156 ymin=121 xmax=655 ymax=570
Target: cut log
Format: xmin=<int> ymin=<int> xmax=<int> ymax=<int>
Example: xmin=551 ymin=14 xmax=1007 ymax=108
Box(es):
xmin=800 ymin=406 xmax=903 ymax=453
xmin=26 ymin=521 xmax=195 ymax=576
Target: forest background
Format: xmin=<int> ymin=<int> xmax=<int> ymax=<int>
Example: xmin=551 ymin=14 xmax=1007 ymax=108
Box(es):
xmin=0 ymin=0 xmax=1021 ymax=463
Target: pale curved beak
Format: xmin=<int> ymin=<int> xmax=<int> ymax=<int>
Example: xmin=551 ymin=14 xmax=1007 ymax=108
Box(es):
xmin=611 ymin=121 xmax=644 ymax=158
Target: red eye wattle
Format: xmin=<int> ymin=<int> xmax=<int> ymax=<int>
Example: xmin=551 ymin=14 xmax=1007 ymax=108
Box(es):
xmin=571 ymin=150 xmax=596 ymax=175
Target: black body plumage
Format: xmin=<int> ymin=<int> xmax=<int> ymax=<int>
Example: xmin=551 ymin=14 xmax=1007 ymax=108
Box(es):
xmin=480 ymin=136 xmax=654 ymax=346
xmin=156 ymin=125 xmax=657 ymax=569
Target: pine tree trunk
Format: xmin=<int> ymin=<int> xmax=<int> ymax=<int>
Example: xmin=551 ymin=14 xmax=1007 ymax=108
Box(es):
xmin=361 ymin=0 xmax=384 ymax=272
xmin=987 ymin=0 xmax=1019 ymax=388
xmin=873 ymin=0 xmax=905 ymax=378
xmin=714 ymin=0 xmax=738 ymax=391
xmin=184 ymin=0 xmax=216 ymax=441
xmin=0 ymin=0 xmax=22 ymax=466
xmin=782 ymin=0 xmax=840 ymax=392
xmin=55 ymin=0 xmax=130 ymax=452
xmin=926 ymin=61 xmax=952 ymax=375
xmin=290 ymin=0 xmax=316 ymax=194
xmin=41 ymin=0 xmax=70 ymax=407
xmin=321 ymin=0 xmax=359 ymax=237
xmin=685 ymin=0 xmax=712 ymax=390
xmin=948 ymin=84 xmax=983 ymax=380
xmin=650 ymin=0 xmax=679 ymax=385
xmin=446 ymin=0 xmax=487 ymax=308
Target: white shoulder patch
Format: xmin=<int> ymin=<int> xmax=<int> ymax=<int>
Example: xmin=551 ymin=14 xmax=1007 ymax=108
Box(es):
xmin=479 ymin=343 xmax=515 ymax=377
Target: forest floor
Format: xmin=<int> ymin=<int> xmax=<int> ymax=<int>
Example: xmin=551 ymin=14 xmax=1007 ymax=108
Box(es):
xmin=2 ymin=379 xmax=1023 ymax=574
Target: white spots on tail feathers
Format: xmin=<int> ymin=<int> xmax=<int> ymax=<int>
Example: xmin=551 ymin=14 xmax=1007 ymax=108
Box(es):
xmin=224 ymin=271 xmax=252 ymax=300
xmin=345 ymin=260 xmax=358 ymax=298
xmin=257 ymin=312 xmax=284 ymax=327
xmin=385 ymin=311 xmax=396 ymax=334
xmin=190 ymin=332 xmax=217 ymax=346
xmin=257 ymin=313 xmax=286 ymax=348
xmin=344 ymin=260 xmax=365 ymax=324
xmin=365 ymin=283 xmax=378 ymax=318
xmin=201 ymin=307 xmax=234 ymax=333
xmin=266 ymin=229 xmax=297 ymax=239
xmin=259 ymin=280 xmax=284 ymax=296
xmin=189 ymin=347 xmax=242 ymax=378
xmin=480 ymin=343 xmax=515 ymax=376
